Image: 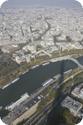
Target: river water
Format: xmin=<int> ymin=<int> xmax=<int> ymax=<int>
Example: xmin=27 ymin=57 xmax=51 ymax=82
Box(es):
xmin=0 ymin=56 xmax=83 ymax=107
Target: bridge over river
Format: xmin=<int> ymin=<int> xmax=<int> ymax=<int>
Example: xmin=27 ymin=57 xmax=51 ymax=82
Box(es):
xmin=65 ymin=57 xmax=83 ymax=69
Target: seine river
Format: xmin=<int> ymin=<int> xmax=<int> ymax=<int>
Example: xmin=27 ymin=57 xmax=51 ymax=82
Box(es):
xmin=0 ymin=56 xmax=83 ymax=107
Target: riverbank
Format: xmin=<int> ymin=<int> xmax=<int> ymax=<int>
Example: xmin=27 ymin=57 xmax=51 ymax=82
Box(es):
xmin=0 ymin=55 xmax=83 ymax=107
xmin=0 ymin=55 xmax=71 ymax=89
xmin=1 ymin=54 xmax=82 ymax=90
xmin=0 ymin=48 xmax=83 ymax=87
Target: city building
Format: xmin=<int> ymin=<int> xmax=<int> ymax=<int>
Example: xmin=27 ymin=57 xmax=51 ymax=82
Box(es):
xmin=72 ymin=83 xmax=83 ymax=100
xmin=61 ymin=96 xmax=82 ymax=116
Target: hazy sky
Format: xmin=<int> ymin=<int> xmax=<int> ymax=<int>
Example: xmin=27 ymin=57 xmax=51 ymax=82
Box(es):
xmin=1 ymin=0 xmax=82 ymax=8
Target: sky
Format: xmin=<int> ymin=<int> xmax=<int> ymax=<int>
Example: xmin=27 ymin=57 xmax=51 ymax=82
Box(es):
xmin=0 ymin=0 xmax=83 ymax=8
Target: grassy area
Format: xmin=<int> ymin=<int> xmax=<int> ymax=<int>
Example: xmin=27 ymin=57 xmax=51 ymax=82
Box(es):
xmin=0 ymin=53 xmax=19 ymax=87
xmin=37 ymin=86 xmax=58 ymax=112
xmin=0 ymin=108 xmax=10 ymax=119
xmin=61 ymin=70 xmax=83 ymax=93
xmin=54 ymin=107 xmax=77 ymax=125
